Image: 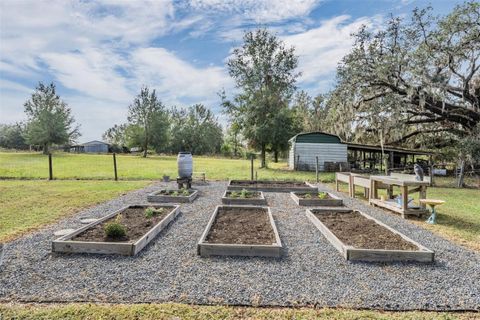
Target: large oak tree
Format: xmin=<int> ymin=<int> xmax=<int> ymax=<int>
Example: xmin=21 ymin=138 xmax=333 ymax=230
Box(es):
xmin=222 ymin=29 xmax=300 ymax=167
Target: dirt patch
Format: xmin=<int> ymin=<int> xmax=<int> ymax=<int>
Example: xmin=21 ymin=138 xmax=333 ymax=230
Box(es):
xmin=225 ymin=190 xmax=262 ymax=199
xmin=205 ymin=207 xmax=275 ymax=245
xmin=313 ymin=210 xmax=419 ymax=250
xmin=297 ymin=192 xmax=333 ymax=200
xmin=73 ymin=206 xmax=174 ymax=243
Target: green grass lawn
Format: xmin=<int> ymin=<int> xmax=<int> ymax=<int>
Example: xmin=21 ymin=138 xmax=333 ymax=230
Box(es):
xmin=0 ymin=303 xmax=474 ymax=320
xmin=0 ymin=151 xmax=335 ymax=182
xmin=332 ymin=182 xmax=480 ymax=251
xmin=0 ymin=180 xmax=150 ymax=242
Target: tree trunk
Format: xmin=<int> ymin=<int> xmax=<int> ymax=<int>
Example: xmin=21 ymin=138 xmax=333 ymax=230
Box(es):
xmin=143 ymin=130 xmax=148 ymax=158
xmin=233 ymin=133 xmax=238 ymax=157
xmin=260 ymin=143 xmax=266 ymax=168
xmin=457 ymin=159 xmax=465 ymax=188
xmin=274 ymin=149 xmax=278 ymax=163
xmin=43 ymin=143 xmax=49 ymax=155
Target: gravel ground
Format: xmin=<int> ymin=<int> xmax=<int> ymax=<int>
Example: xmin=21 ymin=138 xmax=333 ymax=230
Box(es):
xmin=0 ymin=181 xmax=479 ymax=311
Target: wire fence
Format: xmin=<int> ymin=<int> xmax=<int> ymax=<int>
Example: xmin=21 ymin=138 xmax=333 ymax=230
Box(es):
xmin=0 ymin=152 xmax=229 ymax=180
xmin=0 ymin=152 xmax=477 ymax=188
xmin=0 ymin=152 xmax=283 ymax=181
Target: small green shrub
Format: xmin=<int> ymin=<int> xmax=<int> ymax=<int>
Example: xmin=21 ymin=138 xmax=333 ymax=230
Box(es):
xmin=318 ymin=192 xmax=328 ymax=199
xmin=171 ymin=191 xmax=179 ymax=196
xmin=230 ymin=191 xmax=239 ymax=198
xmin=239 ymin=188 xmax=251 ymax=198
xmin=304 ymin=193 xmax=312 ymax=199
xmin=104 ymin=215 xmax=127 ymax=238
xmin=181 ymin=188 xmax=190 ymax=196
xmin=145 ymin=207 xmax=165 ymax=218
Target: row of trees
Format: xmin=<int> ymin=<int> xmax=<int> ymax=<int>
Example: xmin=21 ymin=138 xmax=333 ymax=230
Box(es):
xmin=102 ymin=87 xmax=223 ymax=157
xmin=0 ymin=83 xmax=80 ymax=154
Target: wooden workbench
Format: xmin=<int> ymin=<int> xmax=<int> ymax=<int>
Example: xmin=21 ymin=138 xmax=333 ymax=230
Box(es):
xmin=369 ymin=176 xmax=430 ymax=218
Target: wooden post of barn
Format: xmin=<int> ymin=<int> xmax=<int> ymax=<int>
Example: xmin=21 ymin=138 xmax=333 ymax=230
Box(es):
xmin=316 ymin=156 xmax=319 ymax=183
xmin=429 ymin=154 xmax=434 ymax=187
xmin=113 ymin=153 xmax=118 ymax=181
xmin=48 ymin=153 xmax=53 ymax=180
xmin=250 ymin=155 xmax=254 ymax=180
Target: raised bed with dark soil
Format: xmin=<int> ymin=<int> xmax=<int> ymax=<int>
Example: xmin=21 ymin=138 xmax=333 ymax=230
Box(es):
xmin=306 ymin=208 xmax=434 ymax=262
xmin=290 ymin=191 xmax=343 ymax=206
xmin=221 ymin=190 xmax=267 ymax=205
xmin=227 ymin=180 xmax=317 ymax=193
xmin=147 ymin=189 xmax=198 ymax=203
xmin=197 ymin=205 xmax=282 ymax=257
xmin=52 ymin=204 xmax=180 ymax=256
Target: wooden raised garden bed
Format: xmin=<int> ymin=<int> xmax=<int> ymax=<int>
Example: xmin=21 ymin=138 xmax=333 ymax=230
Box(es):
xmin=147 ymin=189 xmax=198 ymax=203
xmin=197 ymin=205 xmax=282 ymax=258
xmin=290 ymin=191 xmax=343 ymax=206
xmin=306 ymin=208 xmax=434 ymax=262
xmin=227 ymin=180 xmax=317 ymax=193
xmin=221 ymin=190 xmax=267 ymax=205
xmin=52 ymin=204 xmax=180 ymax=256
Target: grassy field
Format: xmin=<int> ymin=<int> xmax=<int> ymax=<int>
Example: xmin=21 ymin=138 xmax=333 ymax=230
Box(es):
xmin=332 ymin=183 xmax=480 ymax=251
xmin=0 ymin=180 xmax=150 ymax=242
xmin=0 ymin=303 xmax=476 ymax=320
xmin=0 ymin=151 xmax=335 ymax=182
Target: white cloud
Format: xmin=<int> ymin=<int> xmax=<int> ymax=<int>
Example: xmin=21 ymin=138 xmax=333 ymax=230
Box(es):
xmin=40 ymin=48 xmax=132 ymax=103
xmin=131 ymin=47 xmax=232 ymax=103
xmin=283 ymin=15 xmax=382 ymax=84
xmin=188 ymin=0 xmax=321 ymax=23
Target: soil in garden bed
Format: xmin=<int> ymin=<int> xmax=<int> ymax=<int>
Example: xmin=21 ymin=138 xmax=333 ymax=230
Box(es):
xmin=231 ymin=180 xmax=308 ymax=188
xmin=73 ymin=206 xmax=174 ymax=243
xmin=225 ymin=190 xmax=262 ymax=199
xmin=205 ymin=207 xmax=275 ymax=245
xmin=297 ymin=192 xmax=333 ymax=199
xmin=313 ymin=210 xmax=418 ymax=250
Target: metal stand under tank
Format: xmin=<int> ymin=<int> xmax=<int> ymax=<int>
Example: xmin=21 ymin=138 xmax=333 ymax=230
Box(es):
xmin=177 ymin=177 xmax=192 ymax=189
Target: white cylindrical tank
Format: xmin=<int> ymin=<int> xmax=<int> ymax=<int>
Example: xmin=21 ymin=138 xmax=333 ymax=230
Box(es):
xmin=177 ymin=152 xmax=193 ymax=178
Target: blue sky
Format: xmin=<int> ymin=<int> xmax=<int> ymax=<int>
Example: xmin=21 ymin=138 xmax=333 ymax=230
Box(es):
xmin=0 ymin=0 xmax=462 ymax=141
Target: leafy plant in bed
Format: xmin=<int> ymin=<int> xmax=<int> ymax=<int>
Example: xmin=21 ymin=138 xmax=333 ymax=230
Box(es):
xmin=221 ymin=189 xmax=267 ymax=205
xmin=290 ymin=191 xmax=343 ymax=206
xmin=52 ymin=204 xmax=180 ymax=256
xmin=147 ymin=188 xmax=198 ymax=203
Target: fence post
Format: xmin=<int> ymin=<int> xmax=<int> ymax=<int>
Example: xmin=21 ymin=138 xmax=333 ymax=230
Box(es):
xmin=316 ymin=156 xmax=319 ymax=183
xmin=250 ymin=155 xmax=254 ymax=180
xmin=113 ymin=153 xmax=118 ymax=181
xmin=48 ymin=153 xmax=53 ymax=180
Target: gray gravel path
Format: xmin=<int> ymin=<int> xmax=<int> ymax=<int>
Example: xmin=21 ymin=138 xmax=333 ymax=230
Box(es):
xmin=0 ymin=181 xmax=479 ymax=311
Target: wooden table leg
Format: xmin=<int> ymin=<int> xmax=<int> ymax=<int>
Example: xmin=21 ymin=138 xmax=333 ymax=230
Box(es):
xmin=401 ymin=186 xmax=408 ymax=219
xmin=419 ymin=186 xmax=427 ymax=210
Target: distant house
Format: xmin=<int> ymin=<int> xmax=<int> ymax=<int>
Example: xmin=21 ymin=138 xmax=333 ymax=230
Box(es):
xmin=70 ymin=140 xmax=110 ymax=153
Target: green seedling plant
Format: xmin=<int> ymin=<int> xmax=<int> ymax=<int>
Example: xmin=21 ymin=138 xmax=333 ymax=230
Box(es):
xmin=104 ymin=214 xmax=127 ymax=238
xmin=181 ymin=188 xmax=190 ymax=196
xmin=171 ymin=191 xmax=179 ymax=196
xmin=304 ymin=193 xmax=312 ymax=199
xmin=239 ymin=188 xmax=251 ymax=198
xmin=318 ymin=192 xmax=328 ymax=199
xmin=230 ymin=191 xmax=239 ymax=198
xmin=145 ymin=207 xmax=165 ymax=218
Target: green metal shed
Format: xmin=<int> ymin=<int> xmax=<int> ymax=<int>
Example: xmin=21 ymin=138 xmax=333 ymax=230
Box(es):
xmin=288 ymin=132 xmax=347 ymax=171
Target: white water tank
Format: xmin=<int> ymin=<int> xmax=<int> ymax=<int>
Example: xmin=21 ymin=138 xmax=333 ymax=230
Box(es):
xmin=177 ymin=152 xmax=193 ymax=178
